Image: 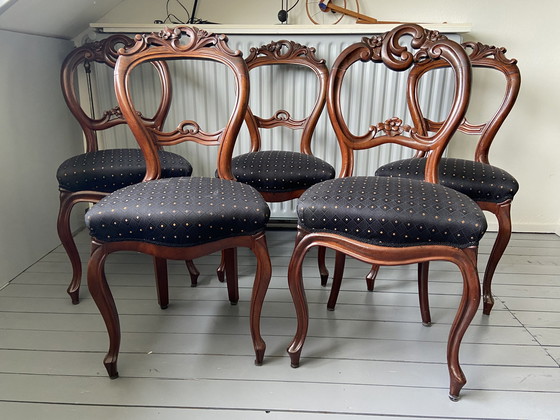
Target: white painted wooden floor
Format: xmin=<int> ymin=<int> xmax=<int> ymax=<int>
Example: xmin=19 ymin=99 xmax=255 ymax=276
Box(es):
xmin=1 ymin=228 xmax=559 ymax=419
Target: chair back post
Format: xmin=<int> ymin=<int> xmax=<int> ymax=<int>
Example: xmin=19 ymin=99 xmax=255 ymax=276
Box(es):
xmin=114 ymin=27 xmax=250 ymax=182
xmin=466 ymin=43 xmax=520 ymax=164
xmin=243 ymin=40 xmax=329 ymax=155
xmin=327 ymin=23 xmax=472 ymax=183
xmin=61 ymin=34 xmax=173 ymax=154
xmin=407 ymin=42 xmax=520 ymax=165
xmin=60 ymin=34 xmax=134 ymax=153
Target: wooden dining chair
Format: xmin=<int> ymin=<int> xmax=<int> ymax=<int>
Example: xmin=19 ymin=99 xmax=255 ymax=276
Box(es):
xmin=57 ymin=34 xmax=196 ymax=304
xmin=371 ymin=41 xmax=521 ymax=317
xmin=85 ymin=27 xmax=272 ymax=378
xmin=287 ymin=24 xmax=486 ymax=400
xmin=217 ymin=40 xmax=334 ymax=283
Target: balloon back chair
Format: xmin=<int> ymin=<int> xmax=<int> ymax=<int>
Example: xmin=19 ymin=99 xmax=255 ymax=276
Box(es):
xmin=222 ymin=40 xmax=334 ymax=283
xmin=374 ymin=42 xmax=520 ymax=315
xmin=287 ymin=24 xmax=486 ymax=400
xmin=85 ymin=27 xmax=272 ymax=378
xmin=57 ymin=34 xmax=194 ymax=304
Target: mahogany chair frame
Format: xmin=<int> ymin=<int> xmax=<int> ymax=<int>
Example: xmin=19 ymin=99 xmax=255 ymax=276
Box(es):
xmin=58 ymin=35 xmax=198 ymax=303
xmin=242 ymin=39 xmax=329 ymax=202
xmin=363 ymin=42 xmax=521 ymax=317
xmin=217 ymin=40 xmax=332 ymax=283
xmin=87 ymin=27 xmax=271 ymax=378
xmin=287 ymin=24 xmax=480 ymax=400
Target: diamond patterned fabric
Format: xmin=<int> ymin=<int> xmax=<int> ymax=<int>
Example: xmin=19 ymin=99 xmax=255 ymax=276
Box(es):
xmin=375 ymin=157 xmax=518 ymax=203
xmin=86 ymin=177 xmax=270 ymax=247
xmin=231 ymin=151 xmax=335 ymax=193
xmin=297 ymin=176 xmax=487 ymax=248
xmin=57 ymin=149 xmax=193 ymax=193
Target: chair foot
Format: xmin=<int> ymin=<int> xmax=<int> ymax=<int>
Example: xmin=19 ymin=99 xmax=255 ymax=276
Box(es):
xmin=185 ymin=260 xmax=199 ymax=287
xmin=449 ymin=393 xmax=460 ymax=402
xmin=254 ymin=348 xmax=265 ymax=365
xmin=422 ymin=321 xmax=432 ymax=327
xmin=483 ymin=296 xmax=494 ymax=315
xmin=104 ymin=360 xmax=119 ymax=379
xmin=68 ymin=290 xmax=80 ymax=305
xmin=288 ymin=350 xmax=301 ymax=368
xmin=366 ymin=264 xmax=379 ymax=291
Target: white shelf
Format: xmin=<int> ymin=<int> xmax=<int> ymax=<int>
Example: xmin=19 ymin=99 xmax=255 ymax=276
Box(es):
xmin=91 ymin=23 xmax=471 ymax=35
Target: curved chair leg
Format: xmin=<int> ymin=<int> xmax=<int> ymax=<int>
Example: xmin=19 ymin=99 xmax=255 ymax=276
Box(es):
xmin=88 ymin=242 xmax=120 ymax=378
xmin=223 ymin=248 xmax=239 ymax=305
xmin=482 ymin=201 xmax=512 ymax=315
xmin=287 ymin=230 xmax=310 ymax=368
xmin=366 ymin=264 xmax=380 ymax=291
xmin=57 ymin=191 xmax=82 ymax=304
xmin=250 ymin=233 xmax=272 ymax=365
xmin=327 ymin=251 xmax=346 ymax=311
xmin=418 ymin=261 xmax=431 ymax=326
xmin=447 ymin=248 xmax=481 ymax=401
xmin=318 ymin=246 xmax=329 ymax=286
xmin=216 ymin=250 xmax=226 ymax=283
xmin=154 ymin=257 xmax=169 ymax=309
xmin=185 ymin=260 xmax=199 ymax=287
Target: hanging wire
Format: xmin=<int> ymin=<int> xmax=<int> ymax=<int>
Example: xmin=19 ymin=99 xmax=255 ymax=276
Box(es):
xmin=162 ymin=0 xmax=191 ymax=24
xmin=287 ymin=0 xmax=300 ymax=13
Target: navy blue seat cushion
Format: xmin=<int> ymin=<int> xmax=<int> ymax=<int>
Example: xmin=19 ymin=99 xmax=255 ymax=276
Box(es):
xmin=375 ymin=157 xmax=518 ymax=203
xmin=86 ymin=177 xmax=270 ymax=247
xmin=57 ymin=149 xmax=193 ymax=193
xmin=297 ymin=176 xmax=487 ymax=248
xmin=231 ymin=151 xmax=335 ymax=193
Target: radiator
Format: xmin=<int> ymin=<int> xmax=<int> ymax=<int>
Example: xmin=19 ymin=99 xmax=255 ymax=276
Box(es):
xmin=89 ymin=32 xmax=459 ymax=220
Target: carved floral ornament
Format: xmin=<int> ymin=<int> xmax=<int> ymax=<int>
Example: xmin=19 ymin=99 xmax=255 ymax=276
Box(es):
xmin=246 ymin=40 xmax=325 ymax=65
xmin=117 ymin=26 xmax=242 ymax=59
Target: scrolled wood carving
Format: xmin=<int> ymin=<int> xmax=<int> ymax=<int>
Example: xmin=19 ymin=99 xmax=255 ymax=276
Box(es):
xmin=118 ymin=26 xmax=242 ymax=59
xmin=82 ymin=34 xmax=135 ymax=67
xmin=246 ymin=40 xmax=325 ymax=66
xmin=360 ymin=24 xmax=449 ymax=70
xmin=151 ymin=120 xmax=223 ymax=147
xmin=463 ymin=42 xmax=518 ymax=65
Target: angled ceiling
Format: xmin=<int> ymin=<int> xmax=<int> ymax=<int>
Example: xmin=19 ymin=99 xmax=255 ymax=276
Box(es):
xmin=0 ymin=0 xmax=124 ymax=39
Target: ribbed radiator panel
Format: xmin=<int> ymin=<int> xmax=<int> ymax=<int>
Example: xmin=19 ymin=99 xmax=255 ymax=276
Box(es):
xmin=89 ymin=33 xmax=459 ymax=220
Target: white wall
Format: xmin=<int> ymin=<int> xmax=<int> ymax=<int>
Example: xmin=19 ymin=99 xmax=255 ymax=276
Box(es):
xmin=0 ymin=30 xmax=84 ymax=283
xmin=97 ymin=0 xmax=560 ymax=235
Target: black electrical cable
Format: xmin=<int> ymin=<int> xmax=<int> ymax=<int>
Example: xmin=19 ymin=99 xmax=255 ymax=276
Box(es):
xmin=286 ymin=0 xmax=300 ymax=13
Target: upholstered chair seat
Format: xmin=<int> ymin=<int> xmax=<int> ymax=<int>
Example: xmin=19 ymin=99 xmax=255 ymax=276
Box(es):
xmin=375 ymin=157 xmax=518 ymax=203
xmin=86 ymin=177 xmax=270 ymax=247
xmin=298 ymin=176 xmax=487 ymax=248
xmin=231 ymin=150 xmax=335 ymax=193
xmin=57 ymin=149 xmax=193 ymax=193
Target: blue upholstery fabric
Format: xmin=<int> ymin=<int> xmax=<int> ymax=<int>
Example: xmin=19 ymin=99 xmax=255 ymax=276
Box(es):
xmin=231 ymin=151 xmax=335 ymax=193
xmin=297 ymin=176 xmax=487 ymax=248
xmin=57 ymin=149 xmax=193 ymax=193
xmin=375 ymin=157 xmax=518 ymax=203
xmin=86 ymin=177 xmax=270 ymax=247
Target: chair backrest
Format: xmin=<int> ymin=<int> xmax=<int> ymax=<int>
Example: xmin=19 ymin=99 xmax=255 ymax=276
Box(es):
xmin=114 ymin=27 xmax=250 ymax=182
xmin=60 ymin=34 xmax=172 ymax=153
xmin=407 ymin=42 xmax=520 ymax=165
xmin=327 ymin=24 xmax=472 ymax=183
xmin=243 ymin=40 xmax=329 ymax=155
